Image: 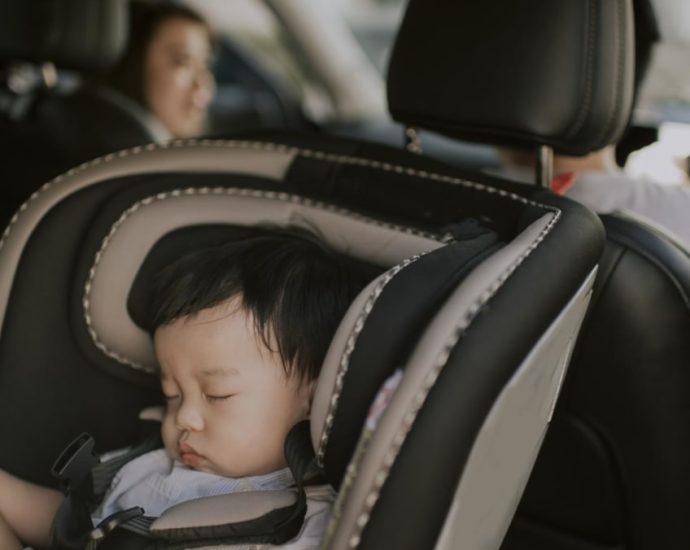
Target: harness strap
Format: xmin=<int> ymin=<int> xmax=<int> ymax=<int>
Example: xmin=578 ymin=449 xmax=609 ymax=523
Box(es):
xmin=50 ymin=432 xmax=161 ymax=550
xmin=119 ymin=515 xmax=156 ymax=536
xmin=51 ymin=433 xmax=99 ymax=498
xmin=51 ymin=421 xmax=317 ymax=549
xmin=117 ymin=421 xmax=314 ymax=547
xmin=91 ymin=507 xmax=146 ymax=540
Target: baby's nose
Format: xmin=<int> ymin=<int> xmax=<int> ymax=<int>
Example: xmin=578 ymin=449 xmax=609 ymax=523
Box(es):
xmin=175 ymin=400 xmax=204 ymax=431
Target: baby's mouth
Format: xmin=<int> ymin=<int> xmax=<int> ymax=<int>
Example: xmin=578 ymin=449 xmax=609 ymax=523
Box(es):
xmin=179 ymin=442 xmax=206 ymax=467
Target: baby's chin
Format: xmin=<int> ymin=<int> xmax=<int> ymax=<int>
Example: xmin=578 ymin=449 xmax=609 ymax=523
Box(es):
xmin=207 ymin=461 xmax=287 ymax=479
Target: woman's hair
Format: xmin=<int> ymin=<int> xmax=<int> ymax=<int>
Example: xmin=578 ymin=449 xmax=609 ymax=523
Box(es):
xmin=102 ymin=0 xmax=214 ymax=108
xmin=150 ymin=228 xmax=369 ymax=383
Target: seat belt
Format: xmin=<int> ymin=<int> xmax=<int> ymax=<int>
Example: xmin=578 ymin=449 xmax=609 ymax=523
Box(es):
xmin=50 ymin=421 xmax=315 ymax=549
xmin=50 ymin=432 xmax=161 ymax=550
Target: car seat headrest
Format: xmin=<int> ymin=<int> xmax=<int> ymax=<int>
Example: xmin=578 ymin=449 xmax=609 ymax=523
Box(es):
xmin=0 ymin=0 xmax=126 ymax=71
xmin=387 ymin=0 xmax=634 ymax=156
xmin=86 ymin=188 xmax=437 ymax=372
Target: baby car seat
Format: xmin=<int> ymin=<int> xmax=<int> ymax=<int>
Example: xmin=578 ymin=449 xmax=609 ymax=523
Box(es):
xmin=0 ymin=0 xmax=621 ymax=546
xmin=0 ymin=135 xmax=601 ymax=549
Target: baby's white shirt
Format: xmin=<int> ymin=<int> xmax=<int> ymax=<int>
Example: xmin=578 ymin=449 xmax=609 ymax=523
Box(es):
xmin=91 ymin=448 xmax=335 ymax=549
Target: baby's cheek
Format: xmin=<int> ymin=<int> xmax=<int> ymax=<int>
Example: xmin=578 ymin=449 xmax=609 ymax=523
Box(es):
xmin=161 ymin=418 xmax=179 ymax=458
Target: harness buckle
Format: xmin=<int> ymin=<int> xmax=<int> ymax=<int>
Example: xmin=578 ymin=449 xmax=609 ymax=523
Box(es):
xmin=90 ymin=507 xmax=145 ymax=541
xmin=51 ymin=432 xmax=99 ymax=491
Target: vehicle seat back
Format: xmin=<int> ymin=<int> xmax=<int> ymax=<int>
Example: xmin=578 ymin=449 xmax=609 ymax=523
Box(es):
xmin=505 ymin=214 xmax=690 ymax=550
xmin=385 ymin=0 xmax=690 ymax=548
xmin=0 ymin=0 xmax=160 ymax=228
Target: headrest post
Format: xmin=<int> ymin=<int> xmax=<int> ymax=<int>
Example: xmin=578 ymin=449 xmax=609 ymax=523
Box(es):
xmin=535 ymin=145 xmax=553 ymax=188
xmin=404 ymin=126 xmax=422 ymax=154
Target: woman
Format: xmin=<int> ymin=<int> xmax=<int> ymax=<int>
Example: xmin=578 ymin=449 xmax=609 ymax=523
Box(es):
xmin=104 ymin=1 xmax=216 ymax=139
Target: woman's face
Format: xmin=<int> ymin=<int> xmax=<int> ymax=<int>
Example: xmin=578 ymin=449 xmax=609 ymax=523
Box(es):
xmin=144 ymin=17 xmax=215 ymax=138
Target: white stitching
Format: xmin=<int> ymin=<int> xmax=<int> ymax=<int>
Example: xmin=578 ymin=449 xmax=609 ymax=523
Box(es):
xmin=1 ymin=137 xmax=553 ymax=254
xmin=315 ymin=252 xmax=432 ymax=466
xmin=83 ymin=186 xmax=443 ymax=373
xmin=0 ymin=139 xmax=294 ymax=252
xmin=565 ymin=0 xmax=597 ymax=139
xmin=341 ymin=208 xmax=560 ymax=547
xmin=599 ymin=0 xmax=625 ymax=146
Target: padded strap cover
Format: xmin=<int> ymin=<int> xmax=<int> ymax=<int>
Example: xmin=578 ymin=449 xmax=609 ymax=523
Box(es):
xmin=315 ymin=221 xmax=503 ymax=487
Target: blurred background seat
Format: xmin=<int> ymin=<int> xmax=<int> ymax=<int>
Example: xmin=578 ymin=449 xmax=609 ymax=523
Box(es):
xmin=0 ymin=0 xmax=160 ymax=226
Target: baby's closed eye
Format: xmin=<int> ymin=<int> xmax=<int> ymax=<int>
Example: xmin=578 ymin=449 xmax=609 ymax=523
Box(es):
xmin=204 ymin=393 xmax=233 ymax=402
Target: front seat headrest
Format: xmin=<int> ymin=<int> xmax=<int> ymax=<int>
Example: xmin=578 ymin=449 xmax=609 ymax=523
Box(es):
xmin=387 ymin=0 xmax=634 ymax=156
xmin=0 ymin=0 xmax=126 ymax=72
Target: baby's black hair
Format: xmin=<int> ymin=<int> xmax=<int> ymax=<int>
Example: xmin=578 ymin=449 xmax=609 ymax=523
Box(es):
xmin=150 ymin=228 xmax=366 ymax=382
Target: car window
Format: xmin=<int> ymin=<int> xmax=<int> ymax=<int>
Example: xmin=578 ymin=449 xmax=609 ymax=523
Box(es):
xmin=335 ymin=0 xmax=407 ymax=75
xmin=186 ymin=0 xmax=324 ymax=130
xmin=629 ymin=36 xmax=690 ymax=184
xmin=187 ymin=0 xmax=385 ymax=125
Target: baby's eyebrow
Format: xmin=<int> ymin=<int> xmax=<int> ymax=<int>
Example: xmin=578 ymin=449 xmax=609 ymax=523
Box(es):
xmin=201 ymin=367 xmax=240 ymax=378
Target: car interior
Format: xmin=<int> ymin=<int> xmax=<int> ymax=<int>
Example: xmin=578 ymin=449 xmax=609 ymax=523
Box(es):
xmin=0 ymin=1 xmax=162 ymax=226
xmin=0 ymin=0 xmax=688 ymax=549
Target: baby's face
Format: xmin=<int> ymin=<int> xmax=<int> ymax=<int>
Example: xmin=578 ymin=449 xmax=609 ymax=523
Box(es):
xmin=154 ymin=299 xmax=312 ymax=478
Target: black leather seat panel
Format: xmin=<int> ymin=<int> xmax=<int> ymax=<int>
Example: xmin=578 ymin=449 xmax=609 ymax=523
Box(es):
xmin=504 ymin=214 xmax=690 ymax=549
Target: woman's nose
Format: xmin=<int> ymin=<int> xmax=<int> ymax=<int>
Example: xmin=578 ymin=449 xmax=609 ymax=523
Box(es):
xmin=175 ymin=399 xmax=204 ymax=431
xmin=193 ymin=67 xmax=215 ymax=102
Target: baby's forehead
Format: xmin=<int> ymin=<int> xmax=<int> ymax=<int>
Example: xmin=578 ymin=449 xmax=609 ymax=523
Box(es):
xmin=160 ymin=365 xmax=240 ymax=380
xmin=153 ymin=294 xmax=297 ymax=378
xmin=154 ymin=296 xmax=247 ymax=334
